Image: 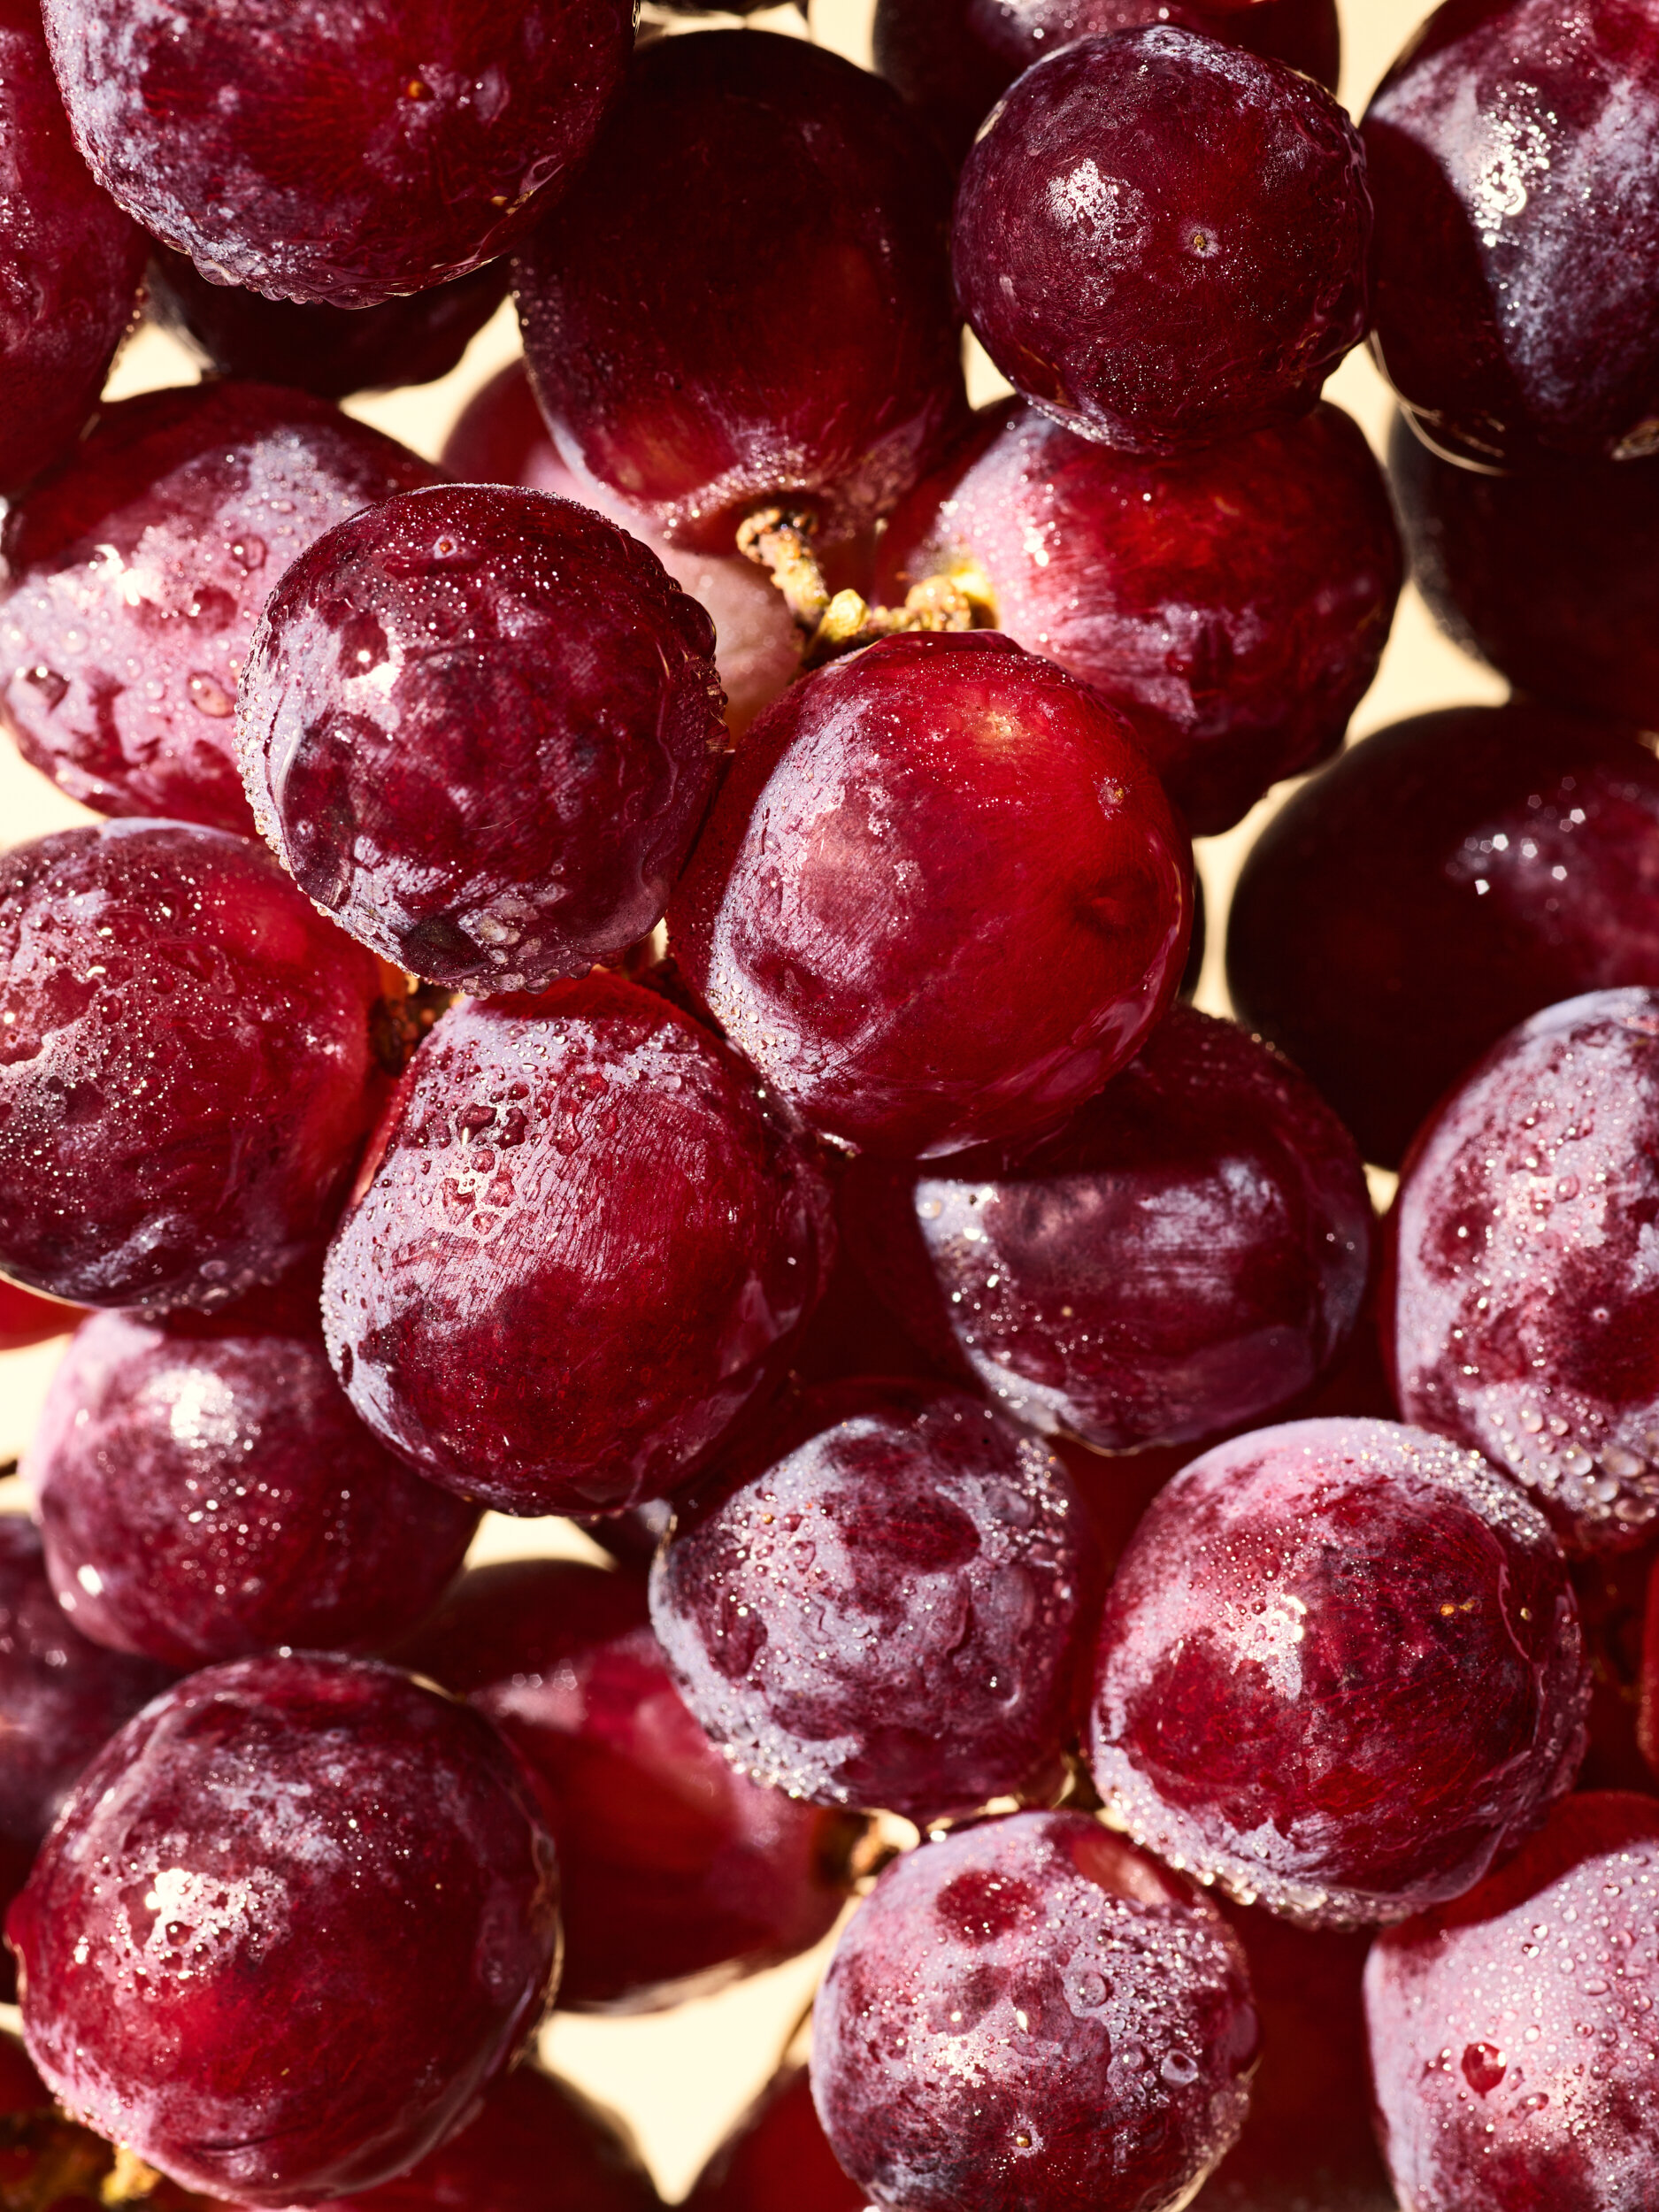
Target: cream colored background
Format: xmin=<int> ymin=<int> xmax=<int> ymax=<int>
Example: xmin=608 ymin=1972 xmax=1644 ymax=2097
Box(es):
xmin=0 ymin=0 xmax=1498 ymax=2193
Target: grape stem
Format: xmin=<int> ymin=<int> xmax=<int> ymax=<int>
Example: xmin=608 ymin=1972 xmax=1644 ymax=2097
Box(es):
xmin=737 ymin=505 xmax=993 ymax=671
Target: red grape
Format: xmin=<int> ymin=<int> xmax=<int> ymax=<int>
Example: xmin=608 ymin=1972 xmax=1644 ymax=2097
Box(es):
xmin=0 ymin=1279 xmax=81 ymax=1350
xmin=322 ymin=971 xmax=832 ymax=1517
xmin=1226 ymin=701 xmax=1659 ymax=1167
xmin=9 ymin=1653 xmax=560 ymax=2206
xmin=1366 ymin=1791 xmax=1659 ymax=2209
xmin=1365 ymin=0 xmax=1659 ymax=465
xmin=1088 ymin=1417 xmax=1589 ymax=1924
xmin=39 ymin=0 xmax=634 ymax=307
xmin=951 ymin=27 xmax=1370 ymax=456
xmin=649 ymin=1379 xmax=1101 ymax=1824
xmin=667 ymin=631 xmax=1192 ymax=1159
xmin=842 ymin=1004 xmax=1374 ymax=1453
xmin=0 ymin=381 xmax=440 ymax=834
xmin=687 ymin=2066 xmax=864 ymax=2212
xmin=876 ymin=398 xmax=1401 ymax=835
xmin=0 ymin=822 xmax=394 ymax=1310
xmin=810 ymin=1810 xmax=1257 ymax=2212
xmin=513 ymin=30 xmax=965 ymax=553
xmin=237 ymin=484 xmax=725 ymax=993
xmin=28 ymin=1302 xmax=480 ymax=1668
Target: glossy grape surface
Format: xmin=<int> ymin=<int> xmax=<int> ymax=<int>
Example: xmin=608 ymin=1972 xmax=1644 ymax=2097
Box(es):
xmin=843 ymin=1005 xmax=1373 ymax=1453
xmin=442 ymin=361 xmax=804 ymax=735
xmin=323 ymin=972 xmax=832 ymax=1517
xmin=1226 ymin=702 xmax=1659 ymax=1167
xmin=146 ymin=247 xmax=509 ymax=401
xmin=1365 ymin=0 xmax=1659 ymax=464
xmin=1390 ymin=411 xmax=1659 ymax=733
xmin=0 ymin=382 xmax=440 ymax=834
xmin=239 ymin=484 xmax=725 ymax=993
xmin=396 ymin=1559 xmax=858 ymax=2014
xmin=1366 ymin=1791 xmax=1659 ymax=2211
xmin=10 ymin=1654 xmax=560 ymax=2207
xmin=878 ymin=399 xmax=1400 ymax=834
xmin=28 ymin=1302 xmax=480 ymax=1667
xmin=811 ymin=1811 xmax=1257 ymax=2212
xmin=1392 ymin=988 xmax=1659 ymax=1555
xmin=651 ymin=1380 xmax=1099 ymax=1824
xmin=668 ymin=630 xmax=1191 ymax=1159
xmin=0 ymin=822 xmax=392 ymax=1310
xmin=0 ymin=0 xmax=144 ymax=499
xmin=514 ymin=31 xmax=965 ymax=552
xmin=1089 ymin=1417 xmax=1589 ymax=1924
xmin=874 ymin=0 xmax=1339 ymax=167
xmin=39 ymin=0 xmax=634 ymax=307
xmin=0 ymin=1519 xmax=174 ymax=2003
xmin=952 ymin=27 xmax=1370 ymax=456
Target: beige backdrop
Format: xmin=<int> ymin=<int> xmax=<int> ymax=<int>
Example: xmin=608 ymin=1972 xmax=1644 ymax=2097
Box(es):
xmin=0 ymin=0 xmax=1496 ymax=2193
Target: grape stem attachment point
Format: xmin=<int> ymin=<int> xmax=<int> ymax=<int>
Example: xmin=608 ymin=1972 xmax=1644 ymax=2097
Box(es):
xmin=737 ymin=505 xmax=995 ymax=671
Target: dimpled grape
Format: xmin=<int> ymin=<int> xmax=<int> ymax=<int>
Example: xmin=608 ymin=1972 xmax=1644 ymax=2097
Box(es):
xmin=687 ymin=2067 xmax=864 ymax=2212
xmin=951 ymin=27 xmax=1370 ymax=457
xmin=1225 ymin=702 xmax=1659 ymax=1168
xmin=0 ymin=822 xmax=392 ymax=1310
xmin=323 ymin=972 xmax=832 ymax=1517
xmin=650 ymin=1380 xmax=1100 ymax=1823
xmin=0 ymin=381 xmax=441 ymax=833
xmin=1391 ymin=988 xmax=1659 ymax=1556
xmin=442 ymin=361 xmax=804 ymax=736
xmin=842 ymin=1005 xmax=1374 ymax=1453
xmin=0 ymin=0 xmax=145 ymax=499
xmin=38 ymin=0 xmax=634 ymax=308
xmin=513 ymin=31 xmax=965 ymax=553
xmin=667 ymin=630 xmax=1192 ymax=1160
xmin=1089 ymin=1417 xmax=1589 ymax=1925
xmin=1390 ymin=411 xmax=1659 ymax=733
xmin=0 ymin=1519 xmax=173 ymax=2002
xmin=308 ymin=2064 xmax=659 ymax=2212
xmin=1366 ymin=1791 xmax=1659 ymax=2211
xmin=1364 ymin=0 xmax=1659 ymax=465
xmin=876 ymin=399 xmax=1401 ymax=835
xmin=810 ymin=1811 xmax=1257 ymax=2212
xmin=874 ymin=0 xmax=1339 ymax=168
xmin=396 ymin=1559 xmax=858 ymax=2014
xmin=238 ymin=484 xmax=725 ymax=994
xmin=146 ymin=246 xmax=509 ymax=402
xmin=9 ymin=1653 xmax=559 ymax=2205
xmin=27 ymin=1302 xmax=480 ymax=1668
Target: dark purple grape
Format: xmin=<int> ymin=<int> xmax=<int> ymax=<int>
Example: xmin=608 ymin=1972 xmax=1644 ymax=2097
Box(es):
xmin=842 ymin=1005 xmax=1373 ymax=1454
xmin=1365 ymin=1792 xmax=1659 ymax=2211
xmin=1390 ymin=410 xmax=1659 ymax=732
xmin=1225 ymin=701 xmax=1659 ymax=1168
xmin=27 ymin=1303 xmax=480 ymax=1668
xmin=877 ymin=398 xmax=1401 ymax=835
xmin=0 ymin=381 xmax=442 ymax=833
xmin=666 ymin=631 xmax=1192 ymax=1160
xmin=39 ymin=0 xmax=634 ymax=308
xmin=395 ymin=1559 xmax=859 ymax=2014
xmin=874 ymin=0 xmax=1340 ymax=167
xmin=810 ymin=1810 xmax=1258 ymax=2212
xmin=237 ymin=484 xmax=725 ymax=994
xmin=0 ymin=822 xmax=394 ymax=1310
xmin=951 ymin=27 xmax=1370 ymax=457
xmin=146 ymin=247 xmax=509 ymax=401
xmin=1391 ymin=987 xmax=1659 ymax=1557
xmin=8 ymin=1653 xmax=560 ymax=2207
xmin=0 ymin=0 xmax=144 ymax=498
xmin=513 ymin=31 xmax=965 ymax=553
xmin=322 ymin=971 xmax=832 ymax=1517
xmin=1088 ymin=1417 xmax=1589 ymax=1924
xmin=650 ymin=1380 xmax=1102 ymax=1824
xmin=1364 ymin=0 xmax=1659 ymax=465
xmin=0 ymin=1519 xmax=173 ymax=2003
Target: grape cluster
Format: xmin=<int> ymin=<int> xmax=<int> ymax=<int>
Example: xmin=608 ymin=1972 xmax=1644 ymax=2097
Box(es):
xmin=0 ymin=0 xmax=1651 ymax=2207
